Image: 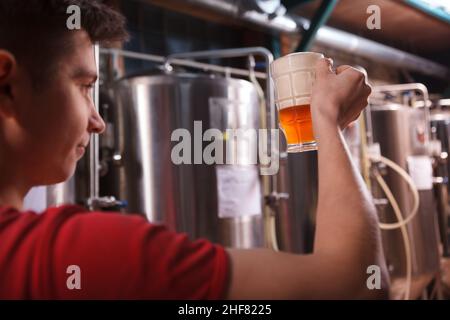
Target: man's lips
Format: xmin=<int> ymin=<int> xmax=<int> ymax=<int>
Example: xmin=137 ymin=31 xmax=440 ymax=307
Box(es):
xmin=80 ymin=138 xmax=90 ymax=149
xmin=76 ymin=144 xmax=87 ymax=157
xmin=76 ymin=137 xmax=90 ymax=157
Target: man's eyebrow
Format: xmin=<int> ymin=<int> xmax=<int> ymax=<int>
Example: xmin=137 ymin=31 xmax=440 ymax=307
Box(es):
xmin=71 ymin=68 xmax=98 ymax=82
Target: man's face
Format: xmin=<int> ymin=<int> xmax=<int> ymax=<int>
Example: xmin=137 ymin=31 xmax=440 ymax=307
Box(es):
xmin=0 ymin=31 xmax=105 ymax=186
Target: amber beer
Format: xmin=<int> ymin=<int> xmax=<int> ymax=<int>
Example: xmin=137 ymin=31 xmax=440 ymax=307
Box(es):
xmin=279 ymin=104 xmax=314 ymax=146
xmin=271 ymin=51 xmax=324 ymax=152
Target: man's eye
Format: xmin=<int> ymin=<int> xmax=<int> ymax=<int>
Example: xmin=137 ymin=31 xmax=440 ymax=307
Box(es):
xmin=82 ymin=84 xmax=95 ymax=95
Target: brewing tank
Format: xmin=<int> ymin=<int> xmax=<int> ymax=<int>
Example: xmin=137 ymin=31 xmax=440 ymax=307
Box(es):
xmin=275 ymin=151 xmax=318 ymax=253
xmin=274 ymin=122 xmax=360 ymax=254
xmin=370 ymin=103 xmax=441 ymax=293
xmin=102 ymin=72 xmax=265 ymax=248
xmin=429 ymin=110 xmax=450 ymax=256
xmin=430 ymin=110 xmax=450 ymax=192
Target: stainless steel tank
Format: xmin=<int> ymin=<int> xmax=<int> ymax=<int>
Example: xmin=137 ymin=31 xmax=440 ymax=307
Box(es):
xmin=430 ymin=110 xmax=450 ymax=257
xmin=275 ymin=151 xmax=318 ymax=253
xmin=274 ymin=122 xmax=361 ymax=254
xmin=430 ymin=110 xmax=450 ymax=191
xmin=370 ymin=103 xmax=441 ymax=296
xmin=101 ymin=71 xmax=265 ymax=248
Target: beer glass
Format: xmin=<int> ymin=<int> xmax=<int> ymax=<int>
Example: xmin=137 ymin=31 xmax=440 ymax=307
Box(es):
xmin=270 ymin=52 xmax=324 ymax=152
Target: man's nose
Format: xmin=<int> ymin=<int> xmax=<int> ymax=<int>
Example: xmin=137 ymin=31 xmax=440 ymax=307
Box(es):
xmin=88 ymin=108 xmax=106 ymax=134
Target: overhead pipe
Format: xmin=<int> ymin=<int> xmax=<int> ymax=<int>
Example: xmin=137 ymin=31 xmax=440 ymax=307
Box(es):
xmin=101 ymin=48 xmax=268 ymax=79
xmin=154 ymin=0 xmax=450 ymax=79
xmin=167 ymin=0 xmax=299 ymax=33
xmin=310 ymin=20 xmax=450 ymax=79
xmin=296 ymin=0 xmax=339 ymax=52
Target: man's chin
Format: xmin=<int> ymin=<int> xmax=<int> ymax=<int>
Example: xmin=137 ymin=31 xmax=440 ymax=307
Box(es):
xmin=40 ymin=164 xmax=77 ymax=186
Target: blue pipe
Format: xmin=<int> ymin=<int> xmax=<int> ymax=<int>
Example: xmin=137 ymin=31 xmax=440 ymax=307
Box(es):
xmin=296 ymin=0 xmax=339 ymax=52
xmin=405 ymin=0 xmax=450 ymax=25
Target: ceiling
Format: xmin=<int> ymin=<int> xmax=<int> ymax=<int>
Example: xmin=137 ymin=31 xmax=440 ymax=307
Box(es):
xmin=291 ymin=0 xmax=450 ymax=66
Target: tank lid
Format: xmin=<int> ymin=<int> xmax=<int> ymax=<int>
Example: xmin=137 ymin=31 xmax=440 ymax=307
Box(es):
xmin=114 ymin=69 xmax=256 ymax=90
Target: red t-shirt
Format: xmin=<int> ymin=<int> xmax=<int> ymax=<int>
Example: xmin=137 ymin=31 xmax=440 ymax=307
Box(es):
xmin=0 ymin=205 xmax=229 ymax=299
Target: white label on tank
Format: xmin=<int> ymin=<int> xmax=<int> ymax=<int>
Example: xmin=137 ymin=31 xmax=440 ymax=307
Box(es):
xmin=216 ymin=165 xmax=262 ymax=218
xmin=407 ymin=155 xmax=433 ymax=190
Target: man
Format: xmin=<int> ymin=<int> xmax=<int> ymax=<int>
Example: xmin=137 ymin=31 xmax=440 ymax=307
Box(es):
xmin=0 ymin=0 xmax=389 ymax=299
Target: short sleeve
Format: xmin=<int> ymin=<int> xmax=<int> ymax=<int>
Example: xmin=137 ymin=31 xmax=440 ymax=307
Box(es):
xmin=33 ymin=207 xmax=230 ymax=299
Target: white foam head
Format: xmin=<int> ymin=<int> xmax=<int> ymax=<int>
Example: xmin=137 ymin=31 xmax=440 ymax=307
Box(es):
xmin=271 ymin=52 xmax=324 ymax=109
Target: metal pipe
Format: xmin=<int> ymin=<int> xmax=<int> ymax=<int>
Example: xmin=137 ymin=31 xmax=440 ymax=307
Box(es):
xmin=163 ymin=47 xmax=275 ymax=134
xmin=296 ymin=0 xmax=339 ymax=51
xmin=100 ymin=48 xmax=268 ymax=80
xmin=175 ymin=0 xmax=299 ymax=33
xmin=89 ymin=44 xmax=101 ymax=208
xmin=296 ymin=17 xmax=450 ymax=79
xmin=157 ymin=0 xmax=450 ymax=79
xmin=405 ymin=0 xmax=450 ymax=25
xmin=372 ymin=83 xmax=431 ymax=142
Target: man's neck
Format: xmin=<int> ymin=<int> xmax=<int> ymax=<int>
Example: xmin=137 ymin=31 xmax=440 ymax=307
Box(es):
xmin=0 ymin=189 xmax=25 ymax=210
xmin=0 ymin=170 xmax=29 ymax=210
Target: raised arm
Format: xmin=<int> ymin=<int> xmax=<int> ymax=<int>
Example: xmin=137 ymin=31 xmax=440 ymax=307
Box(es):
xmin=225 ymin=58 xmax=389 ymax=299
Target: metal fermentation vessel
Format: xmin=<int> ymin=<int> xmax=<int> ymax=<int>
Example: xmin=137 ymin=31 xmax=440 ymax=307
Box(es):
xmin=430 ymin=109 xmax=450 ymax=256
xmin=275 ymin=151 xmax=318 ymax=253
xmin=371 ymin=103 xmax=441 ymax=293
xmin=101 ymin=72 xmax=265 ymax=248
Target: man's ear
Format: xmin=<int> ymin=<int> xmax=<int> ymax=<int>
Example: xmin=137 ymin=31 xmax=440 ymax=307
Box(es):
xmin=0 ymin=50 xmax=17 ymax=118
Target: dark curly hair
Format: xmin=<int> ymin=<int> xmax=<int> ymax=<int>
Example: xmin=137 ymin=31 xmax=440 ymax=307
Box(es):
xmin=0 ymin=0 xmax=128 ymax=86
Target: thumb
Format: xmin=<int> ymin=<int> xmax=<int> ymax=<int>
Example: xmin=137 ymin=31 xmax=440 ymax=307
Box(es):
xmin=315 ymin=58 xmax=334 ymax=78
xmin=336 ymin=65 xmax=352 ymax=74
